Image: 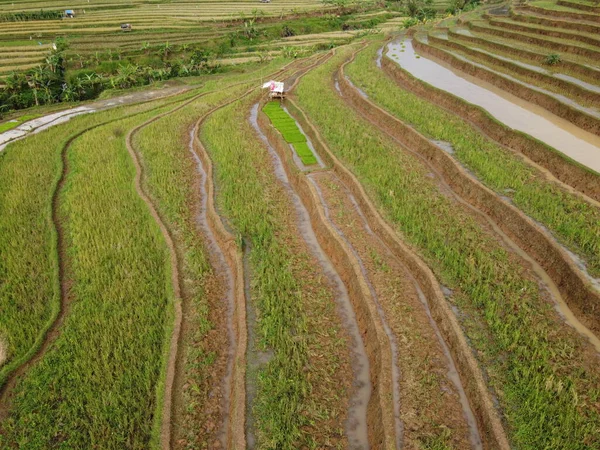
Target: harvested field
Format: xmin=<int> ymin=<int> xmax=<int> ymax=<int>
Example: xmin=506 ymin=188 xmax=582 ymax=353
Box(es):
xmin=2 ymin=0 xmax=600 ymax=449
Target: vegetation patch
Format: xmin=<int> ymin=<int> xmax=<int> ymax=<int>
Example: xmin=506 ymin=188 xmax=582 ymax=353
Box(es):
xmin=263 ymin=101 xmax=317 ymax=165
xmin=297 ymin=47 xmax=600 ymax=449
xmin=202 ymin=95 xmax=349 ymax=449
xmin=347 ymin=42 xmax=600 ymax=278
xmin=0 ymin=101 xmax=183 ymax=448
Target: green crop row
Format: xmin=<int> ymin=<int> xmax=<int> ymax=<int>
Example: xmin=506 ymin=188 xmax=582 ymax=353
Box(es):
xmin=133 ymin=81 xmax=257 ymax=448
xmin=345 ymin=41 xmax=600 ymax=278
xmin=0 ymin=94 xmax=186 ymax=390
xmin=296 ymin=46 xmax=600 ymax=449
xmin=202 ymin=94 xmax=349 ymax=448
xmin=263 ymin=101 xmax=317 ymax=165
xmin=0 ymin=102 xmax=183 ymax=448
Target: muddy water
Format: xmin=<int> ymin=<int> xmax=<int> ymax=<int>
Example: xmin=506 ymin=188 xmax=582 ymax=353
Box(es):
xmin=332 ymin=177 xmax=482 ymax=449
xmin=309 ymin=175 xmax=404 ymax=449
xmin=188 ymin=124 xmax=236 ymax=447
xmin=386 ymin=39 xmax=600 ymax=173
xmin=376 ymin=47 xmax=383 ymax=68
xmin=470 ymin=46 xmax=600 ymax=94
xmin=433 ymin=140 xmax=600 ymax=352
xmin=249 ymin=104 xmax=371 ymax=449
xmin=447 ymin=49 xmax=600 ymax=117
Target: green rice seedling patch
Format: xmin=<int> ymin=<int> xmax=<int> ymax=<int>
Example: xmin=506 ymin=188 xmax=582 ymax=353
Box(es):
xmin=202 ymin=95 xmax=349 ymax=449
xmin=297 ymin=47 xmax=600 ymax=449
xmin=0 ymin=103 xmax=182 ymax=448
xmin=263 ymin=100 xmax=317 ymax=165
xmin=345 ymin=42 xmax=600 ymax=278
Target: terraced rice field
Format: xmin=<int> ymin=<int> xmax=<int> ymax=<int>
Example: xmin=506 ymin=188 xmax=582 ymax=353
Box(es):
xmin=0 ymin=0 xmax=360 ymax=75
xmin=1 ymin=0 xmax=600 ymax=449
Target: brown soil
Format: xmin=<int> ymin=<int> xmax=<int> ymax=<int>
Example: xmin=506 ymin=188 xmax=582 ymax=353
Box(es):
xmin=510 ymin=8 xmax=600 ymax=34
xmin=312 ymin=170 xmax=474 ymax=449
xmin=428 ymin=34 xmax=600 ymax=108
xmin=470 ymin=20 xmax=600 ymax=60
xmin=558 ymin=0 xmax=600 ymax=13
xmin=380 ymin=52 xmax=600 ymax=203
xmin=486 ymin=17 xmax=600 ymax=55
xmin=257 ymin=103 xmax=397 ymax=449
xmin=449 ymin=29 xmax=600 ymax=84
xmin=412 ymin=38 xmax=600 ymax=138
xmin=124 ymin=58 xmax=306 ymax=450
xmin=340 ymin=53 xmax=600 ymax=340
xmin=515 ymin=3 xmax=600 ymax=24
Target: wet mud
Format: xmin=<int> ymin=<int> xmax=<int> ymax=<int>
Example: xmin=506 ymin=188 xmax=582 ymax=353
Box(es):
xmin=381 ymin=41 xmax=600 ymax=202
xmin=339 ymin=54 xmax=600 ymax=349
xmin=282 ymin=96 xmax=511 ymax=449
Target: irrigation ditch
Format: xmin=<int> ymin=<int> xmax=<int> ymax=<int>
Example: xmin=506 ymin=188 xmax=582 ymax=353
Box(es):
xmin=342 ymin=43 xmax=600 ymax=344
xmin=380 ymin=41 xmax=600 ymax=203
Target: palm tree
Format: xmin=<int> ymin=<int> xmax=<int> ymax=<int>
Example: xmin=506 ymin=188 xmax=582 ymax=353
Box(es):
xmin=159 ymin=42 xmax=172 ymax=59
xmin=141 ymin=42 xmax=151 ymax=55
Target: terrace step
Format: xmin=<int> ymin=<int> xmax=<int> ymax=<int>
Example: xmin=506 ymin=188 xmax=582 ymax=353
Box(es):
xmin=450 ymin=28 xmax=600 ymax=85
xmin=430 ymin=32 xmax=600 ymax=107
xmin=509 ymin=7 xmax=600 ymax=34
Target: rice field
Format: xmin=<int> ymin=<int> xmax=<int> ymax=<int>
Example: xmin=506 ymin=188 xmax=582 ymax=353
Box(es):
xmin=1 ymin=0 xmax=600 ymax=449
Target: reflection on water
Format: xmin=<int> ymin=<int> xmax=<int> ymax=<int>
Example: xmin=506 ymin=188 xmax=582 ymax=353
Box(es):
xmin=386 ymin=39 xmax=600 ymax=173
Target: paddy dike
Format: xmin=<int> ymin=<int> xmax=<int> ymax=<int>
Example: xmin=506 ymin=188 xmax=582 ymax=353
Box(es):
xmin=448 ymin=28 xmax=600 ymax=84
xmin=428 ymin=33 xmax=600 ymax=108
xmin=256 ymin=70 xmax=511 ymax=445
xmin=410 ymin=37 xmax=600 ymax=140
xmin=381 ymin=39 xmax=600 ymax=202
xmin=341 ymin=47 xmax=600 ymax=348
xmin=468 ymin=20 xmax=600 ymax=61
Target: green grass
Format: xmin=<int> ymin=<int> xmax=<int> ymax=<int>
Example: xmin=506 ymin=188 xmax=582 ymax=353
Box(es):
xmin=263 ymin=101 xmax=317 ymax=165
xmin=0 ymin=114 xmax=38 ymax=132
xmin=0 ymin=102 xmax=185 ymax=448
xmin=0 ymin=96 xmax=185 ymax=390
xmin=133 ymin=80 xmax=257 ymax=447
xmin=202 ymin=93 xmax=348 ymax=448
xmin=297 ymin=46 xmax=600 ymax=449
xmin=345 ymin=42 xmax=600 ymax=278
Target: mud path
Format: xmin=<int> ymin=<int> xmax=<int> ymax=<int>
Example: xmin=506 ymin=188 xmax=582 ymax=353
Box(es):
xmin=282 ymin=96 xmax=511 ymax=449
xmin=339 ymin=48 xmax=600 ymax=350
xmin=308 ymin=170 xmax=481 ymax=449
xmin=410 ymin=37 xmax=600 ymax=140
xmin=250 ymin=103 xmax=371 ymax=449
xmin=124 ymin=58 xmax=308 ymax=450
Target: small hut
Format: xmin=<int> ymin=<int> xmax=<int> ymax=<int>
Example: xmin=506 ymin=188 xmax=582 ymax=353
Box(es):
xmin=262 ymin=80 xmax=285 ymax=99
xmin=120 ymin=23 xmax=132 ymax=32
xmin=64 ymin=9 xmax=75 ymax=18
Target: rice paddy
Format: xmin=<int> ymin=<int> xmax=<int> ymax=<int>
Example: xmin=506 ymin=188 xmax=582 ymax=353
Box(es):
xmin=1 ymin=0 xmax=600 ymax=448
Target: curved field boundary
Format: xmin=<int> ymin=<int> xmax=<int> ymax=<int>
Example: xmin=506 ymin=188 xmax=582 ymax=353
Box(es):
xmin=449 ymin=28 xmax=600 ymax=83
xmin=124 ymin=56 xmax=310 ymax=449
xmin=412 ymin=37 xmax=600 ymax=137
xmin=486 ymin=16 xmax=600 ymax=52
xmin=0 ymin=93 xmax=190 ymax=419
xmin=468 ymin=20 xmax=600 ymax=60
xmin=509 ymin=8 xmax=600 ymax=34
xmin=379 ymin=43 xmax=600 ymax=203
xmin=283 ymin=89 xmax=511 ymax=448
xmin=515 ymin=3 xmax=600 ymax=23
xmin=342 ymin=49 xmax=600 ymax=338
xmin=558 ymin=0 xmax=600 ymax=13
xmin=428 ymin=34 xmax=600 ymax=107
xmin=257 ymin=96 xmax=397 ymax=449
